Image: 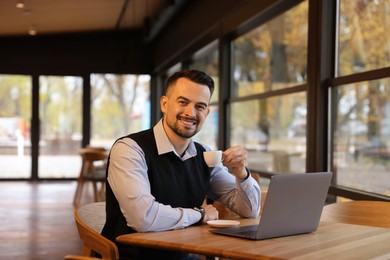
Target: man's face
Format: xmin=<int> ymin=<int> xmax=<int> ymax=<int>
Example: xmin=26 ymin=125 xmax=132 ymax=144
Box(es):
xmin=161 ymin=77 xmax=211 ymax=139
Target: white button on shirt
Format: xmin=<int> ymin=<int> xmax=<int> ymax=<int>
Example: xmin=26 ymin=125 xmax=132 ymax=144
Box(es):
xmin=107 ymin=119 xmax=261 ymax=232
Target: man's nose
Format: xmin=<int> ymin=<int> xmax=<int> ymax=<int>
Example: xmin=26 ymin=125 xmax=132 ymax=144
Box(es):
xmin=184 ymin=104 xmax=196 ymax=116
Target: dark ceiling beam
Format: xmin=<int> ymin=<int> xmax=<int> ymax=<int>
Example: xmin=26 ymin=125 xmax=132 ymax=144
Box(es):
xmin=143 ymin=0 xmax=189 ymax=43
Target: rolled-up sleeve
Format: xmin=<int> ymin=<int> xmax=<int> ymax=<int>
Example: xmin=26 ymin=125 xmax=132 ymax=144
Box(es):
xmin=207 ymin=165 xmax=261 ymax=218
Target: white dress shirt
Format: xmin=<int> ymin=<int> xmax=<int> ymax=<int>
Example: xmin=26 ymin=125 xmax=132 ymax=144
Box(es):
xmin=107 ymin=119 xmax=261 ymax=232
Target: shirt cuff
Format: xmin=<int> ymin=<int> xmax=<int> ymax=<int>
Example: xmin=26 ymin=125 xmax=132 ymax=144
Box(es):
xmin=237 ymin=168 xmax=251 ymax=182
xmin=184 ymin=208 xmax=202 ymax=226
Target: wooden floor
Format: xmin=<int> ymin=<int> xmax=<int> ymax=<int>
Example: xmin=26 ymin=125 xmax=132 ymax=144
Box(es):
xmin=0 ymin=181 xmax=94 ymax=260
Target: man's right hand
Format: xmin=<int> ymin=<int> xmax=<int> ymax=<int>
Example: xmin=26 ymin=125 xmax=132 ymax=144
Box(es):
xmin=202 ymin=204 xmax=219 ymax=223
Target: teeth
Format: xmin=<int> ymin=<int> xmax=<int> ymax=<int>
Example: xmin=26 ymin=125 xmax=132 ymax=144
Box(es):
xmin=181 ymin=119 xmax=196 ymax=126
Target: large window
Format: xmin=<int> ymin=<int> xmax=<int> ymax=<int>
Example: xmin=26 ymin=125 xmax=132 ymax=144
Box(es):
xmin=0 ymin=75 xmax=32 ymax=178
xmin=39 ymin=76 xmax=82 ymax=178
xmin=332 ymin=0 xmax=390 ymax=197
xmin=231 ymin=94 xmax=306 ymax=174
xmin=233 ymin=2 xmax=308 ymax=97
xmin=0 ymin=73 xmax=150 ymax=180
xmin=231 ymin=1 xmax=308 ymax=175
xmin=90 ymin=74 xmax=151 ymax=148
xmin=333 ymin=79 xmax=390 ymax=196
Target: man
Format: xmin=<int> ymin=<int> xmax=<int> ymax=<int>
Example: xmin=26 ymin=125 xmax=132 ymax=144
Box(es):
xmin=102 ymin=69 xmax=261 ymax=259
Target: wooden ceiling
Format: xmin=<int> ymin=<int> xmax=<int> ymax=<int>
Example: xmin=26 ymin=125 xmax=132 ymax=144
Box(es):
xmin=0 ymin=0 xmax=170 ymax=37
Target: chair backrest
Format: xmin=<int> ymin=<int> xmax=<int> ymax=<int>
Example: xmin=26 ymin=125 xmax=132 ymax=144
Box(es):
xmin=79 ymin=148 xmax=107 ymax=178
xmin=85 ymin=145 xmax=107 ymax=152
xmin=321 ymin=200 xmax=390 ymax=228
xmin=74 ymin=202 xmax=119 ymax=260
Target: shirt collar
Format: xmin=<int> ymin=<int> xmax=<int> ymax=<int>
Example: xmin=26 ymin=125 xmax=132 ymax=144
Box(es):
xmin=153 ymin=119 xmax=197 ymax=160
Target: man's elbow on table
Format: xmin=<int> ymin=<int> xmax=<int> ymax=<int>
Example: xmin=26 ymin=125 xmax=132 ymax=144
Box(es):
xmin=237 ymin=194 xmax=261 ymax=218
xmin=239 ymin=207 xmax=260 ymax=219
xmin=122 ymin=207 xmax=158 ymax=233
xmin=126 ymin=217 xmax=155 ymax=233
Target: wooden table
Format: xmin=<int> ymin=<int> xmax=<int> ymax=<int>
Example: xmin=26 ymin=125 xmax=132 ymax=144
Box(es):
xmin=116 ymin=218 xmax=390 ymax=259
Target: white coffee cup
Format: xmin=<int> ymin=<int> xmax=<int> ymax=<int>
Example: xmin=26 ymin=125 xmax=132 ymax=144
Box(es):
xmin=203 ymin=150 xmax=223 ymax=167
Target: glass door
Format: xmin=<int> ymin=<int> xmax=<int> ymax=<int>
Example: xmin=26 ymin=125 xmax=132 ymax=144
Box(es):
xmin=0 ymin=75 xmax=32 ymax=178
xmin=38 ymin=76 xmax=82 ymax=178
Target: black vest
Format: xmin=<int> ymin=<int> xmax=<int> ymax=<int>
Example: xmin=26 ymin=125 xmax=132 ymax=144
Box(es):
xmin=101 ymin=129 xmax=211 ymax=255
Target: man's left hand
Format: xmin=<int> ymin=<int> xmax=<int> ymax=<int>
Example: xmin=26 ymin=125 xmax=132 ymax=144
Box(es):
xmin=222 ymin=145 xmax=248 ymax=179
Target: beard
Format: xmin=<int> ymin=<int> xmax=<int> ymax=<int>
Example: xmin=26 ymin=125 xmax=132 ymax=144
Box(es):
xmin=166 ymin=115 xmax=201 ymax=139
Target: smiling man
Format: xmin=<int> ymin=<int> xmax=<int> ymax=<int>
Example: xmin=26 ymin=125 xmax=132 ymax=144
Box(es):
xmin=101 ymin=69 xmax=261 ymax=260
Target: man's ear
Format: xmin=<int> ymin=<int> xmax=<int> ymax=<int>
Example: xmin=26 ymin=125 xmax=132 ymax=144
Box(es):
xmin=160 ymin=95 xmax=168 ymax=113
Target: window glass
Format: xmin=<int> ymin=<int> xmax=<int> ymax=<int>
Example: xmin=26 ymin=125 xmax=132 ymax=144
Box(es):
xmin=233 ymin=1 xmax=308 ymax=97
xmin=189 ymin=41 xmax=219 ymax=103
xmin=189 ymin=42 xmax=219 ymax=149
xmin=90 ymin=74 xmax=151 ymax=148
xmin=338 ymin=0 xmax=390 ymax=76
xmin=193 ymin=105 xmax=218 ymax=150
xmin=333 ymin=78 xmax=390 ymax=196
xmin=39 ymin=76 xmax=82 ymax=178
xmin=230 ymin=93 xmax=307 ymax=174
xmin=0 ymin=75 xmax=32 ymax=178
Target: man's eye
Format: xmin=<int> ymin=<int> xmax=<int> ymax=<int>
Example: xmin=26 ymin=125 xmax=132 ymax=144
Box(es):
xmin=197 ymin=105 xmax=206 ymax=111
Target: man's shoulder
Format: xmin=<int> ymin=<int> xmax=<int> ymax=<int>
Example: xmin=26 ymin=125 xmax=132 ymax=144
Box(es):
xmin=127 ymin=129 xmax=156 ymax=149
xmin=112 ymin=128 xmax=154 ymax=147
xmin=128 ymin=128 xmax=153 ymax=139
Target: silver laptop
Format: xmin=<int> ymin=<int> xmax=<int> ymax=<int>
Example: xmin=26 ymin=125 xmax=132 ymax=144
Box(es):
xmin=210 ymin=172 xmax=332 ymax=240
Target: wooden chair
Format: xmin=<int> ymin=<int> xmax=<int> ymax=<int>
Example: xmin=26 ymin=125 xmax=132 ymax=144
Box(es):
xmin=65 ymin=202 xmax=119 ymax=260
xmin=321 ymin=200 xmax=390 ymax=228
xmin=73 ymin=147 xmax=107 ymax=208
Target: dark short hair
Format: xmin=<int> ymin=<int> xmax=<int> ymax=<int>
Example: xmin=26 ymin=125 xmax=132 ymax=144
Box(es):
xmin=165 ymin=69 xmax=215 ymax=96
